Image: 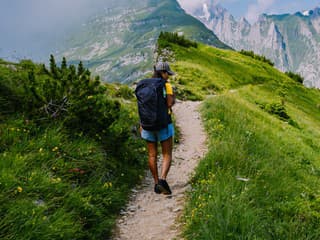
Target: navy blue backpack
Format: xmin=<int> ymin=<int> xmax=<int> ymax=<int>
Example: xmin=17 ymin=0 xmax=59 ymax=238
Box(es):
xmin=135 ymin=78 xmax=169 ymax=131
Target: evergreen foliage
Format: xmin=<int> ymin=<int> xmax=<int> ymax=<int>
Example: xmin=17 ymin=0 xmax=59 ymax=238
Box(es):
xmin=158 ymin=31 xmax=198 ymax=50
xmin=239 ymin=49 xmax=274 ymax=66
xmin=285 ymin=71 xmax=304 ymax=84
xmin=0 ymin=56 xmax=146 ymax=239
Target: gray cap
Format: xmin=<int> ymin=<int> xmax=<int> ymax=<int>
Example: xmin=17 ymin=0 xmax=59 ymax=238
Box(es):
xmin=155 ymin=62 xmax=175 ymax=75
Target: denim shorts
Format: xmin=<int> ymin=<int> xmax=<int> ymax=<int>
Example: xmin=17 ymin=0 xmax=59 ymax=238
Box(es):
xmin=141 ymin=123 xmax=174 ymax=142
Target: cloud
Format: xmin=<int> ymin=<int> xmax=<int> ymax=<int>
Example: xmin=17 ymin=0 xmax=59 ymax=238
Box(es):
xmin=1 ymin=0 xmax=107 ymax=32
xmin=177 ymin=0 xmax=241 ymax=13
xmin=0 ymin=0 xmax=107 ymax=60
xmin=177 ymin=0 xmax=208 ymax=12
xmin=245 ymin=0 xmax=276 ymax=23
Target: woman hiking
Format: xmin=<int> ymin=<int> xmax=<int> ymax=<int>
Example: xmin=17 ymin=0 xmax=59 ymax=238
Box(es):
xmin=135 ymin=62 xmax=175 ymax=195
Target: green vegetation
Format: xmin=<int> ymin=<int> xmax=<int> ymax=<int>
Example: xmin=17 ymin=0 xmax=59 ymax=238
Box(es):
xmin=0 ymin=57 xmax=145 ymax=239
xmin=285 ymin=71 xmax=304 ymax=84
xmin=2 ymin=31 xmax=320 ymax=239
xmin=158 ymin=42 xmax=284 ymax=101
xmin=163 ymin=38 xmax=320 ymax=239
xmin=239 ymin=49 xmax=275 ymax=66
xmin=158 ymin=31 xmax=198 ymax=50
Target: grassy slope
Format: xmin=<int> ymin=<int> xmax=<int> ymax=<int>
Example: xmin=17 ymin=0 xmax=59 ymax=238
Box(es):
xmin=167 ymin=43 xmax=320 ymax=239
xmin=0 ymin=60 xmax=146 ymax=239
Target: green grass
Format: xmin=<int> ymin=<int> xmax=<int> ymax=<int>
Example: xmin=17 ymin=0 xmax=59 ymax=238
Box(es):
xmin=168 ymin=43 xmax=285 ymax=100
xmin=0 ymin=115 xmax=146 ymax=239
xmin=0 ymin=59 xmax=147 ymax=239
xmin=162 ymin=41 xmax=320 ymax=239
xmin=183 ymin=92 xmax=320 ymax=239
xmin=2 ymin=33 xmax=320 ymax=239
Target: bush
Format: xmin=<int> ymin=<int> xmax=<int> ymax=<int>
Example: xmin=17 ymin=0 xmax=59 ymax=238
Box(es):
xmin=158 ymin=31 xmax=198 ymax=50
xmin=0 ymin=56 xmax=147 ymax=239
xmin=256 ymin=101 xmax=290 ymax=120
xmin=239 ymin=50 xmax=274 ymax=66
xmin=285 ymin=71 xmax=304 ymax=84
xmin=0 ymin=56 xmax=124 ymax=141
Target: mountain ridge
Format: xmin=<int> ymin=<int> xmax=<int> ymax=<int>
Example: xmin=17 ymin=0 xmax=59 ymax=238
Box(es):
xmin=57 ymin=0 xmax=229 ymax=83
xmin=189 ymin=3 xmax=320 ymax=88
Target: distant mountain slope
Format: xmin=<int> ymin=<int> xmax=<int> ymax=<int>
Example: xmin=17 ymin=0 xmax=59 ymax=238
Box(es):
xmin=189 ymin=3 xmax=320 ymax=88
xmin=58 ymin=0 xmax=229 ymax=83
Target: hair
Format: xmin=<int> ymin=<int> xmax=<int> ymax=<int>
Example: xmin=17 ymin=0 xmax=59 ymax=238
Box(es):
xmin=152 ymin=66 xmax=166 ymax=78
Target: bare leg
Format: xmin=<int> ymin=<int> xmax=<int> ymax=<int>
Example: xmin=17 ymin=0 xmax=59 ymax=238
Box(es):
xmin=146 ymin=141 xmax=159 ymax=184
xmin=160 ymin=137 xmax=173 ymax=180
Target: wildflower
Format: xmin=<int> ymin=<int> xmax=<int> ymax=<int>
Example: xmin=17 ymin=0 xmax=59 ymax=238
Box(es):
xmin=39 ymin=148 xmax=43 ymax=153
xmin=52 ymin=147 xmax=58 ymax=152
xmin=17 ymin=186 xmax=23 ymax=193
xmin=52 ymin=177 xmax=61 ymax=183
xmin=103 ymin=182 xmax=113 ymax=188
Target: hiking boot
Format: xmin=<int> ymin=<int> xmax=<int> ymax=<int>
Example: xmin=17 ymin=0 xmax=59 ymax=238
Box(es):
xmin=158 ymin=179 xmax=172 ymax=195
xmin=154 ymin=184 xmax=162 ymax=194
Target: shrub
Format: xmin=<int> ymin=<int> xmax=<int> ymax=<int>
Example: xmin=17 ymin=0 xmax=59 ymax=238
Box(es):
xmin=256 ymin=101 xmax=290 ymax=120
xmin=0 ymin=56 xmax=146 ymax=239
xmin=239 ymin=49 xmax=274 ymax=66
xmin=158 ymin=31 xmax=198 ymax=50
xmin=285 ymin=71 xmax=304 ymax=84
xmin=0 ymin=56 xmax=123 ymax=140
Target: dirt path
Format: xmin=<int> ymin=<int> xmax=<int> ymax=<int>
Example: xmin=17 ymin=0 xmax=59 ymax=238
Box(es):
xmin=113 ymin=100 xmax=208 ymax=240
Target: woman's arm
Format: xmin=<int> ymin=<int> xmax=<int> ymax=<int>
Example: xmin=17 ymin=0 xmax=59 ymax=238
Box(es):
xmin=167 ymin=94 xmax=175 ymax=108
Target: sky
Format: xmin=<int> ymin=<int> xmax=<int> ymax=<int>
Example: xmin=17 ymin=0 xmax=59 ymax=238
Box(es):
xmin=0 ymin=0 xmax=107 ymax=60
xmin=1 ymin=0 xmax=320 ymax=60
xmin=178 ymin=0 xmax=320 ymax=23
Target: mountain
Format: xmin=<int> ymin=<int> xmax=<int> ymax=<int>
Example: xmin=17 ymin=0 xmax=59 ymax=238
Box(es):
xmin=3 ymin=32 xmax=320 ymax=239
xmin=189 ymin=3 xmax=320 ymax=88
xmin=57 ymin=0 xmax=229 ymax=83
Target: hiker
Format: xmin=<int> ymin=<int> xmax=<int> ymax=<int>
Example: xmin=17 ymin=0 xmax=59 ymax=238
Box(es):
xmin=135 ymin=62 xmax=175 ymax=195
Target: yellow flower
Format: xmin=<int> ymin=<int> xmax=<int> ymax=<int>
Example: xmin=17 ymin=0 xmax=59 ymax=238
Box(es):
xmin=52 ymin=147 xmax=58 ymax=152
xmin=103 ymin=182 xmax=113 ymax=188
xmin=51 ymin=177 xmax=61 ymax=183
xmin=17 ymin=186 xmax=23 ymax=193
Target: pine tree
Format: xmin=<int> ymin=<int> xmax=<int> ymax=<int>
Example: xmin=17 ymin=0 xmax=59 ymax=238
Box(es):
xmin=77 ymin=61 xmax=85 ymax=77
xmin=49 ymin=54 xmax=59 ymax=78
xmin=61 ymin=57 xmax=67 ymax=72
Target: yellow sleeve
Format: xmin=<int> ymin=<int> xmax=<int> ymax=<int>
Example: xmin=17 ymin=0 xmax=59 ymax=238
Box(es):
xmin=165 ymin=82 xmax=173 ymax=95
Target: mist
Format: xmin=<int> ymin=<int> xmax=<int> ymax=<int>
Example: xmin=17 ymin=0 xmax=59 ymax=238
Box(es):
xmin=0 ymin=0 xmax=108 ymax=61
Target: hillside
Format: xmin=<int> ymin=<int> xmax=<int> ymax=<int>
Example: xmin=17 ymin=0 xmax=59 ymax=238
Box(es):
xmin=0 ymin=57 xmax=146 ymax=239
xmin=159 ymin=35 xmax=320 ymax=239
xmin=1 ymin=33 xmax=320 ymax=239
xmin=57 ymin=0 xmax=229 ymax=83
